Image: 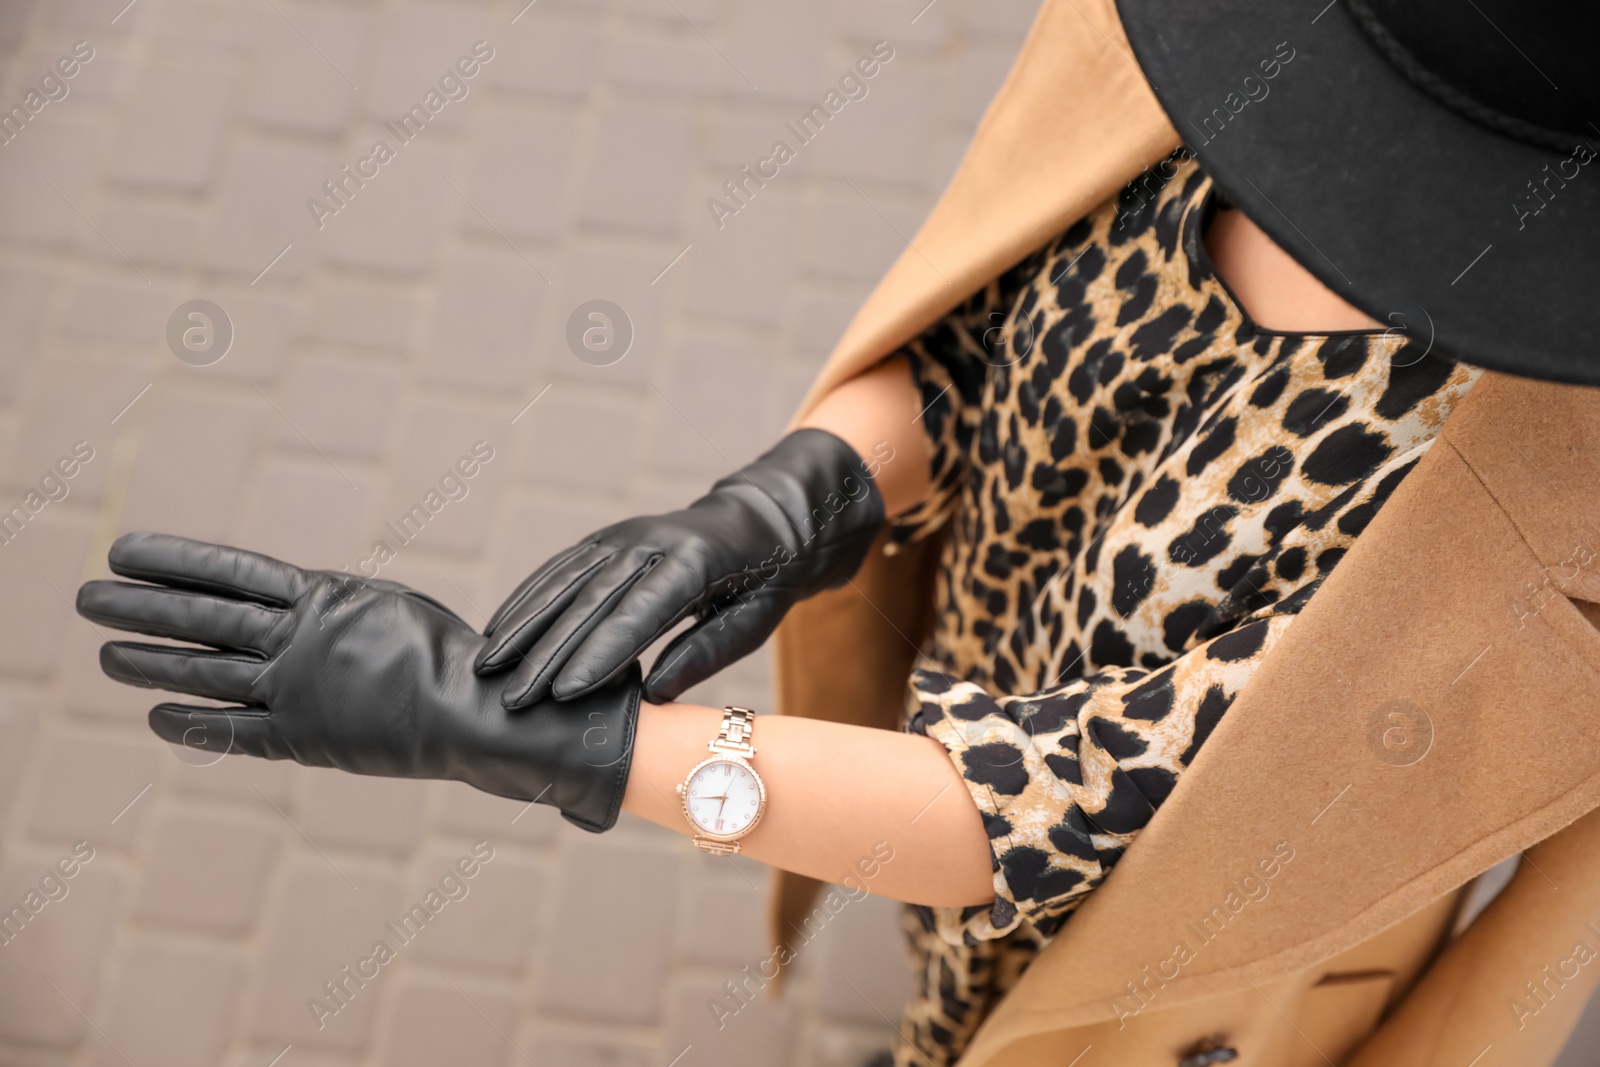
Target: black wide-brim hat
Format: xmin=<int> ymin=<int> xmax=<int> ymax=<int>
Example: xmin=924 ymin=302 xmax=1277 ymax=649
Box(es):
xmin=1116 ymin=0 xmax=1600 ymax=385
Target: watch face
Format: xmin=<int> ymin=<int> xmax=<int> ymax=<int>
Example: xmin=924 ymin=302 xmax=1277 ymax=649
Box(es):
xmin=684 ymin=759 xmax=763 ymax=837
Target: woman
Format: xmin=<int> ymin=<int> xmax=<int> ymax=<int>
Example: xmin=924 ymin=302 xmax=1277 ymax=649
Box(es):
xmin=80 ymin=0 xmax=1600 ymax=1064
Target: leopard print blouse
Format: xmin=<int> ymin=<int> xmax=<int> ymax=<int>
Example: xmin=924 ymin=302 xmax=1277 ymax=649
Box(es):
xmin=881 ymin=156 xmax=1480 ymax=1066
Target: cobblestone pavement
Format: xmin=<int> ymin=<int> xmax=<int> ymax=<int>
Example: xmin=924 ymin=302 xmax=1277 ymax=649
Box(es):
xmin=3 ymin=2 xmax=1597 ymax=1066
xmin=0 ymin=0 xmax=1042 ymax=1063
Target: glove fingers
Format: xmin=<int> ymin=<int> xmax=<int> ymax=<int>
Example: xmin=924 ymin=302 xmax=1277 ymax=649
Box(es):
xmin=475 ymin=545 xmax=608 ymax=673
xmin=499 ymin=549 xmax=658 ymax=708
xmin=147 ymin=703 xmax=282 ymax=761
xmin=101 ymin=641 xmax=266 ymax=705
xmin=642 ymin=590 xmax=792 ymax=703
xmin=106 ymin=532 xmax=308 ymax=606
xmin=482 ymin=540 xmax=595 ymax=637
xmin=550 ymin=555 xmax=714 ymax=699
xmin=77 ymin=580 xmax=287 ymax=653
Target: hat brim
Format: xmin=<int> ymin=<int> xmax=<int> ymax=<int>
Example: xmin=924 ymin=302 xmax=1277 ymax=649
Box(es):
xmin=1116 ymin=0 xmax=1600 ymax=385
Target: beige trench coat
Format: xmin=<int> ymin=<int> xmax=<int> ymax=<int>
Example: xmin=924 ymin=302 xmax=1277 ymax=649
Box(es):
xmin=769 ymin=1 xmax=1600 ymax=1064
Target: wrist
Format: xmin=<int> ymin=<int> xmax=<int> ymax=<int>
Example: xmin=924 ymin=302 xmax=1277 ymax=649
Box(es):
xmin=622 ymin=701 xmax=727 ymax=832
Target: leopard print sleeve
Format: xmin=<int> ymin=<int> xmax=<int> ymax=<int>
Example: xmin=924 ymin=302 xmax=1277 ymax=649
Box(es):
xmin=886 ymin=254 xmax=1045 ymax=549
xmin=905 ymin=613 xmax=1294 ymax=944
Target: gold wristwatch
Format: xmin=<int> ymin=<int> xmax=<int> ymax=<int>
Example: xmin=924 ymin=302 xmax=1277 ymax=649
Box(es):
xmin=676 ymin=706 xmax=767 ymax=854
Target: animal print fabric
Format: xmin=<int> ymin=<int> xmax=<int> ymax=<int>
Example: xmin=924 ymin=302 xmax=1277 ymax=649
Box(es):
xmin=881 ymin=156 xmax=1480 ymax=1065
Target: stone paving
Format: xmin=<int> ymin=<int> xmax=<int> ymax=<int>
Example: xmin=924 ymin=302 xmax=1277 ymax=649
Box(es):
xmin=1 ymin=1 xmax=1597 ymax=1065
xmin=0 ymin=0 xmax=1041 ymax=1062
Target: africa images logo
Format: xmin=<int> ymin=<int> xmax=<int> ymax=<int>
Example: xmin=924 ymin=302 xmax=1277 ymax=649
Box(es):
xmin=306 ymin=41 xmax=495 ymax=230
xmin=705 ymin=41 xmax=895 ymax=230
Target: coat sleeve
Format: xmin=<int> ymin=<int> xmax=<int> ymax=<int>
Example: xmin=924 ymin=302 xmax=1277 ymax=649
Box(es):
xmin=885 ymin=252 xmax=1045 ymax=549
xmin=906 ymin=612 xmax=1296 ymax=944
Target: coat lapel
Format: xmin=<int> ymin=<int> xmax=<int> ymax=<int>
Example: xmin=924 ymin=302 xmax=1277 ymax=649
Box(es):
xmin=959 ymin=371 xmax=1600 ymax=1063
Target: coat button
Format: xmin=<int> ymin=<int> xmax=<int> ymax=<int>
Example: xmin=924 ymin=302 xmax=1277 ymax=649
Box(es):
xmin=1176 ymin=1039 xmax=1239 ymax=1066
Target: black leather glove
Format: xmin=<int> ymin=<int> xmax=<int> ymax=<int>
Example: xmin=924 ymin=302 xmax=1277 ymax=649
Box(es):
xmin=476 ymin=428 xmax=886 ymax=707
xmin=76 ymin=532 xmax=640 ymax=832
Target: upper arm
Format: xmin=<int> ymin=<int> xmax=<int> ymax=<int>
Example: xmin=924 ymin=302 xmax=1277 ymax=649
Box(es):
xmin=798 ymin=262 xmax=1034 ymax=524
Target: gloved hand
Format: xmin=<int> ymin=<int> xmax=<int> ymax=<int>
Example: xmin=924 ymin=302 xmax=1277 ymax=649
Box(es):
xmin=476 ymin=428 xmax=886 ymax=707
xmin=76 ymin=532 xmax=640 ymax=832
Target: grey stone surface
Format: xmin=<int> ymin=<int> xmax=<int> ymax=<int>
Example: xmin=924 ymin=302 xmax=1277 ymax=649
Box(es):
xmin=4 ymin=0 xmax=1599 ymax=1064
xmin=0 ymin=1 xmax=1042 ymax=1064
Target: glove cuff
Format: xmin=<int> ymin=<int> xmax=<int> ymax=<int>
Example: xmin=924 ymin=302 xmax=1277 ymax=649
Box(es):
xmin=554 ymin=666 xmax=642 ymax=833
xmin=458 ymin=664 xmax=642 ymax=833
xmin=712 ymin=427 xmax=887 ymax=589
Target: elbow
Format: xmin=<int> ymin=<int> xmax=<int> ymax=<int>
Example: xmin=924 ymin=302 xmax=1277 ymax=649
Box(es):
xmin=903 ymin=852 xmax=997 ymax=910
xmin=947 ymin=869 xmax=999 ymax=910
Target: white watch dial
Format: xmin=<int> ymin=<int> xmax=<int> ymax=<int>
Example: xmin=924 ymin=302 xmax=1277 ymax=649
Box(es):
xmin=685 ymin=759 xmax=762 ymax=837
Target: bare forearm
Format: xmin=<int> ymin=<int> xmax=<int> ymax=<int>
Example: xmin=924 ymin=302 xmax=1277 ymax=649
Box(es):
xmin=798 ymin=354 xmax=932 ymax=518
xmin=622 ymin=701 xmax=994 ymax=907
xmin=619 ymin=357 xmax=988 ymax=904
